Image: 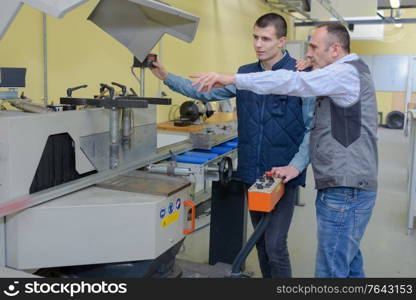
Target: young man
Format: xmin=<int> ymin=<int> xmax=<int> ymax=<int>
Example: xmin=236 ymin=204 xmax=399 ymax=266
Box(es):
xmin=150 ymin=13 xmax=314 ymax=278
xmin=192 ymin=23 xmax=378 ymax=278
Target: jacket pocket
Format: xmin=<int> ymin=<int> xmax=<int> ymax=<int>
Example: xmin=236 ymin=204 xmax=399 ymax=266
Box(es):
xmin=319 ymin=190 xmax=348 ymax=212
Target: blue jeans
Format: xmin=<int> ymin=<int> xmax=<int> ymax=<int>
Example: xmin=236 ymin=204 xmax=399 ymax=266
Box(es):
xmin=247 ymin=185 xmax=297 ymax=278
xmin=315 ymin=187 xmax=376 ymax=278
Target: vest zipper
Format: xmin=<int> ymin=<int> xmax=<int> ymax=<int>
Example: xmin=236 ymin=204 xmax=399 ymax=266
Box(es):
xmin=257 ymin=98 xmax=266 ymax=177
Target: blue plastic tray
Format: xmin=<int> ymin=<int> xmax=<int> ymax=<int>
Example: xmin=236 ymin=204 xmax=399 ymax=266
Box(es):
xmin=176 ymin=154 xmax=210 ymax=164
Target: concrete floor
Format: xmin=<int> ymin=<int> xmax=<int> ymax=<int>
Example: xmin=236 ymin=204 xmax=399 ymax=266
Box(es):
xmin=177 ymin=127 xmax=416 ymax=277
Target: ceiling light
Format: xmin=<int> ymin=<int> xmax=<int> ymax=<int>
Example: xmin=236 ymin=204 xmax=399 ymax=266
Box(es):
xmin=390 ymin=0 xmax=400 ymax=9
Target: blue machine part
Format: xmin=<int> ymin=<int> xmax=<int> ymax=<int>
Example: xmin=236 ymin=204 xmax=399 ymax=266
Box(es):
xmin=222 ymin=141 xmax=238 ymax=149
xmin=175 ymin=154 xmax=210 ymax=164
xmin=175 ymin=138 xmax=237 ymax=165
xmin=195 ymin=146 xmax=233 ymax=155
xmin=185 ymin=151 xmax=218 ymax=160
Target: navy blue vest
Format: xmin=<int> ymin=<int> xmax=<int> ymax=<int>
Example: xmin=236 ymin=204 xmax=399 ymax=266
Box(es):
xmin=235 ymin=53 xmax=307 ymax=186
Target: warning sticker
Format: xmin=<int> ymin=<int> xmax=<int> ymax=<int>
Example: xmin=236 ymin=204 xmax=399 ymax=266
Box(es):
xmin=161 ymin=211 xmax=179 ymax=228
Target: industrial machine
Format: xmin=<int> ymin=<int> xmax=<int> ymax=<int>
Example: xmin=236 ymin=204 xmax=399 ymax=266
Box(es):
xmin=0 ymin=0 xmax=204 ymax=278
xmin=148 ymin=142 xmax=238 ymax=206
xmin=0 ymin=68 xmax=198 ymax=277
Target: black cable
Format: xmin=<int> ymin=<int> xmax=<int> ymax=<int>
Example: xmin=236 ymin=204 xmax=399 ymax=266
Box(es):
xmin=229 ymin=213 xmax=272 ymax=277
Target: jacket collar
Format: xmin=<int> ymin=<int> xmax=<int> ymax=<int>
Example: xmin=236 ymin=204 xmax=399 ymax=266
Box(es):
xmin=258 ymin=50 xmax=290 ymax=71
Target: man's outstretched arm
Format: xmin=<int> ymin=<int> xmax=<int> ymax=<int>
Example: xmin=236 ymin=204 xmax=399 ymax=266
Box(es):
xmin=190 ymin=64 xmax=359 ymax=107
xmin=151 ymin=61 xmax=236 ymax=101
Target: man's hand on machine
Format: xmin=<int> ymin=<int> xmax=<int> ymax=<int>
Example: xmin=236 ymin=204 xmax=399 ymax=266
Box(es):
xmin=190 ymin=72 xmax=235 ymax=92
xmin=271 ymin=166 xmax=300 ymax=183
xmin=150 ymin=60 xmax=168 ymax=81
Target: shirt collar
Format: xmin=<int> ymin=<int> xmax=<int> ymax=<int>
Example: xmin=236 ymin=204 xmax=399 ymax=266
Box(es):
xmin=332 ymin=53 xmax=359 ymax=65
xmin=259 ymin=50 xmax=288 ymax=71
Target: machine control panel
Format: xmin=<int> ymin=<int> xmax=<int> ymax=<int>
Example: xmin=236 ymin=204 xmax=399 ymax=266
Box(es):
xmin=248 ymin=172 xmax=284 ymax=212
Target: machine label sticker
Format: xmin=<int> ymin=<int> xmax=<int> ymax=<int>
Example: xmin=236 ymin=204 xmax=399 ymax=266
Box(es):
xmin=161 ymin=211 xmax=179 ymax=228
xmin=168 ymin=202 xmax=174 ymax=214
xmin=160 ymin=208 xmax=166 ymax=219
xmin=176 ymin=198 xmax=181 ymax=209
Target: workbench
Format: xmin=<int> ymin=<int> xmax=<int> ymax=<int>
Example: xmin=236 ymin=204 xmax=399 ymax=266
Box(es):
xmin=157 ymin=112 xmax=237 ymax=150
xmin=157 ymin=112 xmax=237 ymax=133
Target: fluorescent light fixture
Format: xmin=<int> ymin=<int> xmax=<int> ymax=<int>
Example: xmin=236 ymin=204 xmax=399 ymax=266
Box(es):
xmin=0 ymin=0 xmax=89 ymax=39
xmin=390 ymin=0 xmax=400 ymax=9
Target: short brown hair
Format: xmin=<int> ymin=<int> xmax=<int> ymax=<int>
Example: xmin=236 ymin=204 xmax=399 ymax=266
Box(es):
xmin=255 ymin=13 xmax=287 ymax=38
xmin=317 ymin=22 xmax=350 ymax=53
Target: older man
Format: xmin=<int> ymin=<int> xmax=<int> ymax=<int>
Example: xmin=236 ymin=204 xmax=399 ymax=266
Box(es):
xmin=192 ymin=23 xmax=378 ymax=278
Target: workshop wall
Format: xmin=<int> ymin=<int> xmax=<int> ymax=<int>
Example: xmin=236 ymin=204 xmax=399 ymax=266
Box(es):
xmin=295 ymin=9 xmax=416 ymax=123
xmin=0 ymin=0 xmax=293 ymax=123
xmin=352 ymin=9 xmax=416 ymax=121
xmin=0 ymin=6 xmax=44 ymax=104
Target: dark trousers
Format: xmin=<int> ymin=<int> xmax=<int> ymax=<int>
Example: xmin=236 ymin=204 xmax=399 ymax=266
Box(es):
xmin=245 ymin=184 xmax=297 ymax=278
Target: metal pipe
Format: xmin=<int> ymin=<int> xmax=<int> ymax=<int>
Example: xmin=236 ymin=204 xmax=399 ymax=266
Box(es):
xmin=206 ymin=166 xmax=220 ymax=172
xmin=158 ymin=39 xmax=163 ymax=97
xmin=140 ymin=68 xmax=145 ymax=97
xmin=109 ymin=108 xmax=119 ymax=169
xmin=134 ymin=67 xmax=146 ymax=147
xmin=8 ymin=99 xmax=50 ymax=113
xmin=122 ymin=108 xmax=131 ymax=146
xmin=404 ymin=56 xmax=416 ymax=135
xmin=147 ymin=165 xmax=192 ymax=176
xmin=295 ymin=18 xmax=416 ymax=26
xmin=43 ymin=13 xmax=48 ymax=105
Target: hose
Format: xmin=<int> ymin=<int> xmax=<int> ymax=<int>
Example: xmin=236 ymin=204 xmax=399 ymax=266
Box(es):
xmin=229 ymin=213 xmax=272 ymax=277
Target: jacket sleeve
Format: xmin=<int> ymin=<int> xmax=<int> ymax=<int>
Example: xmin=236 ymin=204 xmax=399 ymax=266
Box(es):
xmin=164 ymin=73 xmax=236 ymax=101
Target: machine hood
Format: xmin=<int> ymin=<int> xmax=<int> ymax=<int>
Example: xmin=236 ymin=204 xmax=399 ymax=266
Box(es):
xmin=0 ymin=0 xmax=89 ymax=39
xmin=88 ymin=0 xmax=200 ymax=62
